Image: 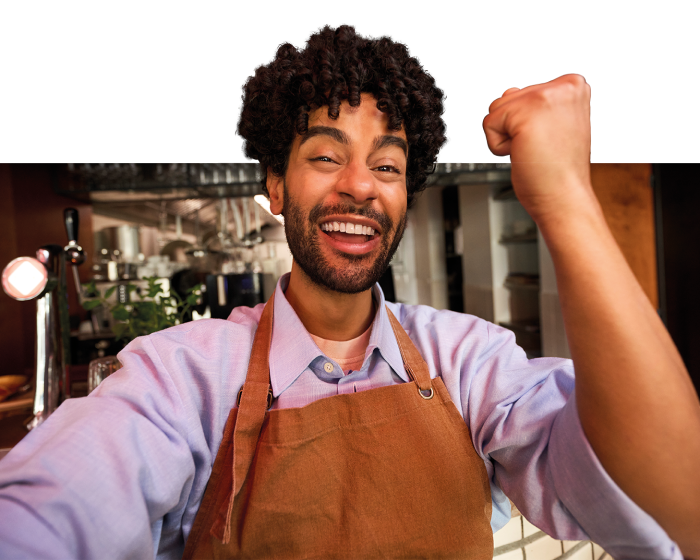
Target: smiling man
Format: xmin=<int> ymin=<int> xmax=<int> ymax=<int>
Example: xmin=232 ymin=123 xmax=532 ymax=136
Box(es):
xmin=1 ymin=25 xmax=699 ymax=560
xmin=269 ymin=95 xmax=409 ymax=343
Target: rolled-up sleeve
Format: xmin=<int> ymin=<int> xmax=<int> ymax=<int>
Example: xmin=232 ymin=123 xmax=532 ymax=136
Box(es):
xmin=466 ymin=321 xmax=682 ymax=560
xmin=0 ymin=335 xmax=203 ymax=560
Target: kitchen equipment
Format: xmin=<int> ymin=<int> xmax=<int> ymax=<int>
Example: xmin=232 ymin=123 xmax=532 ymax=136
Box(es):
xmin=206 ymin=272 xmax=267 ymax=319
xmin=235 ymin=198 xmax=264 ymax=272
xmin=185 ymin=209 xmax=220 ymax=272
xmin=208 ymin=199 xmax=245 ymax=274
xmin=96 ymin=225 xmax=141 ymax=263
xmin=161 ymin=213 xmax=194 ymax=266
xmin=161 ymin=239 xmax=193 ymax=265
xmin=87 ymin=355 xmax=122 ymax=394
xmin=0 ymin=208 xmax=86 ymax=429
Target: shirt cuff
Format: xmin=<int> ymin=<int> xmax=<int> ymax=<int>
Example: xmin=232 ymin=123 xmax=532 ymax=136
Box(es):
xmin=549 ymin=390 xmax=683 ymax=560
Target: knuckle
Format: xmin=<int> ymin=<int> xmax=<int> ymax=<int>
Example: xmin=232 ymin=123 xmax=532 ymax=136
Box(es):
xmin=563 ymin=74 xmax=589 ymax=96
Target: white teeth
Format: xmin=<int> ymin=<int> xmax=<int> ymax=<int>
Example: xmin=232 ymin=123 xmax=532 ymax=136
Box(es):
xmin=321 ymin=221 xmax=376 ymax=236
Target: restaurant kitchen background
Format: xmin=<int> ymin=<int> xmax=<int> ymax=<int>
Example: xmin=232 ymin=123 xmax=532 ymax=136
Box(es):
xmin=1 ymin=163 xmax=697 ymax=434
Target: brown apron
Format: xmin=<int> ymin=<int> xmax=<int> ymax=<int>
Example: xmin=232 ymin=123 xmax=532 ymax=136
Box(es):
xmin=183 ymin=293 xmax=493 ymax=559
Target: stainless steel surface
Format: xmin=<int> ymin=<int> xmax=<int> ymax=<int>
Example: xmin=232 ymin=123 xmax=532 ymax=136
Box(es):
xmin=426 ymin=163 xmax=512 ymax=188
xmin=2 ymin=207 xmax=87 ymax=429
xmin=230 ymin=198 xmax=243 ymax=242
xmin=96 ymin=225 xmax=141 ymax=263
xmin=28 ymin=292 xmax=60 ymax=430
xmin=71 ymin=260 xmax=85 ymax=303
xmin=63 ymin=208 xmax=86 ymax=266
xmin=91 ymin=197 xmax=280 ymax=245
xmin=184 ymin=209 xmax=220 ymax=271
xmin=55 ymin=164 xmax=265 ymax=203
xmin=161 ymin=239 xmax=194 ymax=264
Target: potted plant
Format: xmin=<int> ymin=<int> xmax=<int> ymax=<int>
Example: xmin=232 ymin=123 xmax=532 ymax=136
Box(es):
xmin=82 ymin=277 xmax=202 ymax=391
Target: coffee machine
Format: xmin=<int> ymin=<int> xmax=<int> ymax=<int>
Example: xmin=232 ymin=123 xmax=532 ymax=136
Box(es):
xmin=206 ymin=272 xmax=266 ymax=319
xmin=1 ymin=208 xmax=85 ymax=429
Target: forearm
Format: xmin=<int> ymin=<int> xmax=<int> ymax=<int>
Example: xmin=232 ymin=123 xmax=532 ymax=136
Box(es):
xmin=538 ymin=182 xmax=700 ymax=555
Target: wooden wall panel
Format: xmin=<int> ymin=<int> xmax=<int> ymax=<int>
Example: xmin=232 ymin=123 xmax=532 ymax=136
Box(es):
xmin=0 ymin=165 xmax=94 ymax=376
xmin=590 ymin=164 xmax=657 ymax=309
xmin=0 ymin=164 xmax=25 ymax=376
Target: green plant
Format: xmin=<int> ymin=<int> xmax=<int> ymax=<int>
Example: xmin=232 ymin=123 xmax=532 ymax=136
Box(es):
xmin=82 ymin=277 xmax=203 ymax=344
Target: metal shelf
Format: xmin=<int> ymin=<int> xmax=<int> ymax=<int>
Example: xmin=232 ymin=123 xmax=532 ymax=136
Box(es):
xmin=52 ymin=163 xmax=264 ymax=203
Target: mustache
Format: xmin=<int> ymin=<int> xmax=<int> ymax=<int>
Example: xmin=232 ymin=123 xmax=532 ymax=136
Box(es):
xmin=307 ymin=203 xmax=394 ymax=233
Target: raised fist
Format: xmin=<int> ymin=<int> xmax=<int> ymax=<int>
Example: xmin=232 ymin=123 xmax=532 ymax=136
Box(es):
xmin=483 ymin=74 xmax=592 ymax=222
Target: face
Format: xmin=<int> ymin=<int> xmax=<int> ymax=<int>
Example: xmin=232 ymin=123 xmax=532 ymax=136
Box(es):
xmin=268 ymin=93 xmax=409 ymax=294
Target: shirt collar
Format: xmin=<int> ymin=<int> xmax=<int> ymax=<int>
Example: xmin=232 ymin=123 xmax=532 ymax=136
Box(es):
xmin=268 ymin=273 xmax=409 ymax=396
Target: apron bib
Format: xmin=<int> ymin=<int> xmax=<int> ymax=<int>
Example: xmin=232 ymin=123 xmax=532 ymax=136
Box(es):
xmin=183 ymin=293 xmax=493 ymax=559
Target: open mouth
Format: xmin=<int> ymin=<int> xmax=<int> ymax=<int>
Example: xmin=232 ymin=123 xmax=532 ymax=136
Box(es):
xmin=319 ymin=220 xmax=378 ymax=245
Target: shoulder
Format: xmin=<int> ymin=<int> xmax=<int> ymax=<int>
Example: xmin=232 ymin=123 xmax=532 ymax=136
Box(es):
xmin=115 ymin=302 xmax=266 ymax=393
xmin=383 ymin=302 xmax=541 ymax=376
xmin=108 ymin=303 xmax=267 ymax=436
xmin=142 ymin=302 xmax=265 ymax=350
xmin=385 ymin=301 xmax=493 ymax=342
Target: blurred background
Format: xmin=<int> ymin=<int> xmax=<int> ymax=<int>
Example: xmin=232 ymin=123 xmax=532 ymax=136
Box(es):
xmin=1 ymin=163 xmax=698 ymax=444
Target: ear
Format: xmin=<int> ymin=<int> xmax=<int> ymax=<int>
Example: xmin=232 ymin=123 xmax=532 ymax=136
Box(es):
xmin=267 ymin=169 xmax=284 ymax=215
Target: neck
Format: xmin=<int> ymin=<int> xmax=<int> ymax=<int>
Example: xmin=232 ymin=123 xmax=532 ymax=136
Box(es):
xmin=284 ymin=262 xmax=375 ymax=341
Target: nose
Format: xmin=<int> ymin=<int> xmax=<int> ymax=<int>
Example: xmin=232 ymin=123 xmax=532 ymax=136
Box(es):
xmin=334 ymin=159 xmax=378 ymax=205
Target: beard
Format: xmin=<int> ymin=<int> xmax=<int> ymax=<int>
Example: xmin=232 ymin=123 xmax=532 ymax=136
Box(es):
xmin=282 ymin=182 xmax=407 ymax=294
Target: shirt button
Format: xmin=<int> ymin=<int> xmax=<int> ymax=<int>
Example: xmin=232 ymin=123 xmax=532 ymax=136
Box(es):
xmin=324 ymin=362 xmax=334 ymax=373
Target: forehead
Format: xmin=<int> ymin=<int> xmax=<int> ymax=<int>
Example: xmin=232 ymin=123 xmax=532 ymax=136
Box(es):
xmin=305 ymin=93 xmax=407 ymax=141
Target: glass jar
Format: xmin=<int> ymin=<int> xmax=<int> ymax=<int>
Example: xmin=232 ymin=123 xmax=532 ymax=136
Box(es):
xmin=87 ymin=356 xmax=122 ymax=394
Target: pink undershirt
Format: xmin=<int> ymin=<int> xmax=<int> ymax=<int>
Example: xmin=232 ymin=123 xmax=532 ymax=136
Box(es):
xmin=309 ymin=324 xmax=373 ymax=375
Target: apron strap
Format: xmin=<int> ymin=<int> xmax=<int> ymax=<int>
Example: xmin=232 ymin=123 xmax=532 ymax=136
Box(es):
xmin=222 ymin=290 xmax=276 ymax=544
xmin=385 ymin=306 xmax=433 ymax=395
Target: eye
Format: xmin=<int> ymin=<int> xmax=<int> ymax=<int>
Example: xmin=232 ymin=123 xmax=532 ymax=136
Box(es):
xmin=374 ymin=165 xmax=400 ymax=173
xmin=311 ymin=156 xmax=336 ymax=164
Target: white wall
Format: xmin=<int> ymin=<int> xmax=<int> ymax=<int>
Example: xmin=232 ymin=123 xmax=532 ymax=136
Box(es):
xmin=458 ymin=183 xmax=495 ymax=321
xmin=391 ymin=213 xmax=418 ymax=305
xmin=538 ymin=231 xmax=572 ymax=359
xmin=391 ymin=186 xmax=448 ymax=309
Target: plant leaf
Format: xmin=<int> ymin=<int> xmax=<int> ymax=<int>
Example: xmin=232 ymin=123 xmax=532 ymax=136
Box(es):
xmin=113 ymin=322 xmax=127 ymax=340
xmin=82 ymin=299 xmax=102 ymax=311
xmin=112 ymin=307 xmax=130 ymax=321
xmin=186 ymin=283 xmax=202 ymax=294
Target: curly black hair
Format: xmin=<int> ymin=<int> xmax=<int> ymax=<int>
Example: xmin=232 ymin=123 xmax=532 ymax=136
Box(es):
xmin=237 ymin=25 xmax=446 ymax=208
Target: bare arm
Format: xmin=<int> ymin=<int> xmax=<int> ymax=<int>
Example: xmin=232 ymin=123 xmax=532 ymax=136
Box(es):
xmin=483 ymin=75 xmax=700 ymax=557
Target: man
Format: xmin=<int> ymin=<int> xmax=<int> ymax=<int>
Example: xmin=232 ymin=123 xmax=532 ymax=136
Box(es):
xmin=1 ymin=25 xmax=699 ymax=559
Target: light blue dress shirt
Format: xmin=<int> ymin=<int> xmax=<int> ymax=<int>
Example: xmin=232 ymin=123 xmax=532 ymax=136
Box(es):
xmin=0 ymin=274 xmax=681 ymax=559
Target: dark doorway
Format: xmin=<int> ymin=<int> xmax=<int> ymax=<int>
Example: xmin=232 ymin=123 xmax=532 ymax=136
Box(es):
xmin=654 ymin=164 xmax=700 ymax=390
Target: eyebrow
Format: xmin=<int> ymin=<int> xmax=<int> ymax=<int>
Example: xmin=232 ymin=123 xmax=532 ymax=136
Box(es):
xmin=299 ymin=125 xmax=408 ymax=156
